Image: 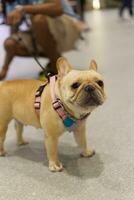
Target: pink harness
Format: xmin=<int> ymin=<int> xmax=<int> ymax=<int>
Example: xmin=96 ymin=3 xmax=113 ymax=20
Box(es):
xmin=34 ymin=76 xmax=89 ymax=132
xmin=50 ymin=76 xmax=78 ymax=132
xmin=34 ymin=80 xmax=48 ymax=117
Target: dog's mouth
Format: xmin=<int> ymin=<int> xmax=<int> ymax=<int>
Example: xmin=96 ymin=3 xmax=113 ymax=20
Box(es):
xmin=70 ymin=88 xmax=104 ymax=108
xmin=82 ymin=94 xmax=103 ymax=106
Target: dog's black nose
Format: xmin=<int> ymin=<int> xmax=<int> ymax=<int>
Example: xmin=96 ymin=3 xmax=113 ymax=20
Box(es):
xmin=84 ymin=85 xmax=95 ymax=93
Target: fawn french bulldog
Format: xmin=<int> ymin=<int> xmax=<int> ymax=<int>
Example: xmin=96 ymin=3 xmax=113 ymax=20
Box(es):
xmin=0 ymin=57 xmax=106 ymax=172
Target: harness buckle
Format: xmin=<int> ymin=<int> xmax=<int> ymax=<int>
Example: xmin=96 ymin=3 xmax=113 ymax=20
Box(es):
xmin=34 ymin=101 xmax=41 ymax=110
xmin=53 ymin=99 xmax=63 ymax=110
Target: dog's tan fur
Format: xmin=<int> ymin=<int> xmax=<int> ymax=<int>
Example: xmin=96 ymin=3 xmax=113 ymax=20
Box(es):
xmin=0 ymin=57 xmax=106 ymax=172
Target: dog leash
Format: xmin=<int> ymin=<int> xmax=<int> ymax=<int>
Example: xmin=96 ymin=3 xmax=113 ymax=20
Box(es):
xmin=13 ymin=15 xmax=51 ymax=77
xmin=24 ymin=16 xmax=48 ymax=74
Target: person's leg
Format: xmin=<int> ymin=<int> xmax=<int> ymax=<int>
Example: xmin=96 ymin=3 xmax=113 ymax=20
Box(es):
xmin=129 ymin=7 xmax=133 ymax=16
xmin=32 ymin=14 xmax=61 ymax=75
xmin=0 ymin=15 xmax=61 ymax=80
xmin=0 ymin=0 xmax=6 ymax=24
xmin=2 ymin=0 xmax=6 ymax=17
xmin=120 ymin=4 xmax=126 ymax=17
xmin=128 ymin=1 xmax=133 ymax=16
xmin=80 ymin=0 xmax=86 ymax=21
xmin=0 ymin=37 xmax=30 ymax=80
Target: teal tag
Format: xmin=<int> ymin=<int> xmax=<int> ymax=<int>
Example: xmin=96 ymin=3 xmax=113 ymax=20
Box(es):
xmin=63 ymin=117 xmax=75 ymax=128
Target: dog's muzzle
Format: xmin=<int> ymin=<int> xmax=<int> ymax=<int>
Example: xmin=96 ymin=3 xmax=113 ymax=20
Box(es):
xmin=79 ymin=85 xmax=104 ymax=107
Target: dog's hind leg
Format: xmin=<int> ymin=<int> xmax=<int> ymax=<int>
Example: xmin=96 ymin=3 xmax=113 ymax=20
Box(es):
xmin=0 ymin=125 xmax=8 ymax=156
xmin=14 ymin=120 xmax=29 ymax=146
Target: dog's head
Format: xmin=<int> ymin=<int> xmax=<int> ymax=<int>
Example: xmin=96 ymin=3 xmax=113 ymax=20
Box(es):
xmin=55 ymin=57 xmax=106 ymax=118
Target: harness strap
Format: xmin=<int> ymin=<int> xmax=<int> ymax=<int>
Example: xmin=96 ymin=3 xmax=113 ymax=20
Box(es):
xmin=52 ymin=99 xmax=66 ymax=119
xmin=50 ymin=75 xmax=56 ymax=101
xmin=50 ymin=76 xmax=78 ymax=132
xmin=34 ymin=76 xmax=88 ymax=133
xmin=34 ymin=81 xmax=48 ymax=117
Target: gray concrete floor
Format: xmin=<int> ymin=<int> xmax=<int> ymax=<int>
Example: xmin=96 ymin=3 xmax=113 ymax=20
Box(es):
xmin=0 ymin=9 xmax=134 ymax=200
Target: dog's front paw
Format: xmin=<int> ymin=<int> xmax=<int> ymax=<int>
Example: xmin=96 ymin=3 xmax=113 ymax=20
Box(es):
xmin=49 ymin=161 xmax=63 ymax=172
xmin=80 ymin=149 xmax=95 ymax=158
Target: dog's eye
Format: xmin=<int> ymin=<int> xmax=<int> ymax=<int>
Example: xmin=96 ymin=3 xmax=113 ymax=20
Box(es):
xmin=71 ymin=82 xmax=81 ymax=89
xmin=97 ymin=80 xmax=104 ymax=87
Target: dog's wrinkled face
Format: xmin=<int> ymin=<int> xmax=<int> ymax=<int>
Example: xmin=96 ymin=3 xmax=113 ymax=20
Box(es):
xmin=56 ymin=57 xmax=106 ymax=116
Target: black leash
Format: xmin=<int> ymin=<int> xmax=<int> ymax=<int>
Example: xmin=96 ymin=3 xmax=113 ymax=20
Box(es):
xmin=15 ymin=15 xmax=52 ymax=78
xmin=23 ymin=16 xmax=47 ymax=73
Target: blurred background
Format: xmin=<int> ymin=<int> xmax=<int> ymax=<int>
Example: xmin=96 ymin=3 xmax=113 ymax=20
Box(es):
xmin=0 ymin=0 xmax=133 ymax=79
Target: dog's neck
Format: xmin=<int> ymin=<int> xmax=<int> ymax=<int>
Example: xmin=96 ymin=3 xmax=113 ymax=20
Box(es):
xmin=63 ymin=101 xmax=91 ymax=120
xmin=54 ymin=78 xmax=91 ymax=121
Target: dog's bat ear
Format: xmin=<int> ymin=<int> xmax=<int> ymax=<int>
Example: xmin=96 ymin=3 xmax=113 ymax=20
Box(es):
xmin=56 ymin=57 xmax=72 ymax=78
xmin=89 ymin=60 xmax=98 ymax=71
